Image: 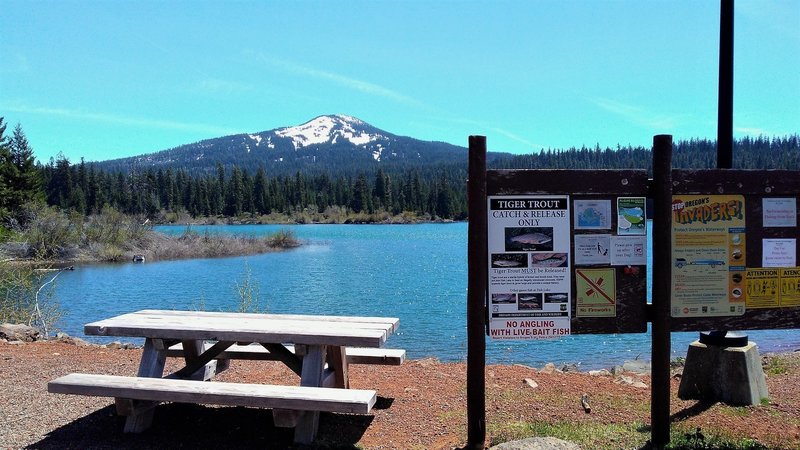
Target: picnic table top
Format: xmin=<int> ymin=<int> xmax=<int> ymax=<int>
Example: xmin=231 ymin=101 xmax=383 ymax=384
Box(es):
xmin=85 ymin=309 xmax=399 ymax=348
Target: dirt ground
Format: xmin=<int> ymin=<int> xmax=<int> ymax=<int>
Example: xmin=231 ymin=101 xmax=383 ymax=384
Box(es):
xmin=1 ymin=340 xmax=798 ymax=449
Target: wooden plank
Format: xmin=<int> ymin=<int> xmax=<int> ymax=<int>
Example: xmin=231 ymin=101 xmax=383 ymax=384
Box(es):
xmin=295 ymin=345 xmax=327 ymax=444
xmin=142 ymin=309 xmax=402 ymax=333
xmin=165 ymin=343 xmax=406 ymax=365
xmin=88 ymin=309 xmax=399 ymax=333
xmin=48 ymin=373 xmax=377 ymax=415
xmin=171 ymin=340 xmax=234 ymax=380
xmin=122 ymin=338 xmax=166 ymax=433
xmin=487 ymin=169 xmax=649 ymax=196
xmin=326 ymin=346 xmax=349 ymax=389
xmin=85 ymin=310 xmax=392 ymax=348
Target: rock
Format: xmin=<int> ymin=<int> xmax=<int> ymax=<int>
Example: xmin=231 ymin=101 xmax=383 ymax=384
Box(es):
xmin=0 ymin=323 xmax=41 ymax=342
xmin=560 ymin=363 xmax=580 ymax=373
xmin=490 ymin=436 xmax=582 ymax=450
xmin=514 ymin=364 xmax=537 ymax=372
xmin=540 ymin=363 xmax=559 ymax=374
xmin=615 ymin=375 xmax=648 ymax=389
xmin=622 ymin=360 xmax=651 ymax=374
xmin=523 ymin=378 xmax=538 ymax=389
xmin=106 ymin=341 xmax=124 ymax=350
xmin=588 ymin=369 xmax=611 ymax=377
xmin=580 ymin=393 xmax=591 ymax=413
xmin=610 ymin=365 xmax=625 ymax=376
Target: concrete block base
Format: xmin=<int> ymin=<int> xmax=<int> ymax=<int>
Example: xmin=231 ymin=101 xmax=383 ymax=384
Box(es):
xmin=678 ymin=340 xmax=769 ymax=406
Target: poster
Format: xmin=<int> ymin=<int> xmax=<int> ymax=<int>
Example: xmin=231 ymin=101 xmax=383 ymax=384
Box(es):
xmin=574 ymin=200 xmax=611 ymax=230
xmin=617 ymin=197 xmax=647 ymax=235
xmin=763 ymin=198 xmax=797 ymax=227
xmin=745 ymin=268 xmax=780 ymax=308
xmin=610 ymin=236 xmax=647 ymax=265
xmin=576 ymin=268 xmax=616 ymax=317
xmin=574 ymin=234 xmax=611 ymax=265
xmin=746 ymin=268 xmax=800 ymax=308
xmin=763 ymin=239 xmax=797 ymax=268
xmin=671 ymin=195 xmax=746 ymax=317
xmin=487 ymin=196 xmax=571 ymax=339
xmin=780 ymin=268 xmax=800 ymax=307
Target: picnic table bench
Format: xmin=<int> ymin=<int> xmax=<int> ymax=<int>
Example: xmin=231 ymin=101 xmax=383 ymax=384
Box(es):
xmin=48 ymin=309 xmax=403 ymax=444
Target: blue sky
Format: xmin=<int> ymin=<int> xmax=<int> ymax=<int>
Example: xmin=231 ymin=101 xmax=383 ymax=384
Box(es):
xmin=1 ymin=0 xmax=798 ymax=163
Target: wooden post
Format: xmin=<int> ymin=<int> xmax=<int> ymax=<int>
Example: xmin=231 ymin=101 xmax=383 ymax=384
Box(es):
xmin=466 ymin=135 xmax=487 ymax=449
xmin=651 ymin=134 xmax=673 ymax=448
xmin=717 ymin=0 xmax=734 ymax=169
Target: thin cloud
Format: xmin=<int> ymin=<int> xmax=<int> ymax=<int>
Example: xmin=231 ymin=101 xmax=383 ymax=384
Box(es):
xmin=487 ymin=127 xmax=545 ymax=150
xmin=250 ymin=53 xmax=426 ymax=108
xmin=192 ymin=78 xmax=254 ymax=94
xmin=4 ymin=103 xmax=240 ymax=135
xmin=430 ymin=116 xmax=545 ymax=151
xmin=591 ymin=97 xmax=678 ymax=131
xmin=0 ymin=52 xmax=30 ymax=74
xmin=735 ymin=126 xmax=771 ymax=136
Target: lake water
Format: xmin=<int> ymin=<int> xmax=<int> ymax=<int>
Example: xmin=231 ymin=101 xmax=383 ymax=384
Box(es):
xmin=49 ymin=222 xmax=800 ymax=370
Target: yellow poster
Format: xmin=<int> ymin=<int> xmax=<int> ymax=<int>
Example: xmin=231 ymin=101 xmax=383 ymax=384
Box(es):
xmin=745 ymin=268 xmax=779 ymax=308
xmin=780 ymin=268 xmax=800 ymax=307
xmin=576 ymin=268 xmax=616 ymax=317
xmin=671 ymin=195 xmax=746 ymax=317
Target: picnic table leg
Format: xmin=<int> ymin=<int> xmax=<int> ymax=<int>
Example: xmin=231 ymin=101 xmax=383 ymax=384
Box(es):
xmin=120 ymin=337 xmax=166 ymax=433
xmin=326 ymin=346 xmax=350 ymax=389
xmin=179 ymin=339 xmax=218 ymax=380
xmin=294 ymin=344 xmax=327 ymax=444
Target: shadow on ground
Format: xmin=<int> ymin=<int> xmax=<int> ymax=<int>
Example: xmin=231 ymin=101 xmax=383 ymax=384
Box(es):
xmin=31 ymin=404 xmax=373 ymax=449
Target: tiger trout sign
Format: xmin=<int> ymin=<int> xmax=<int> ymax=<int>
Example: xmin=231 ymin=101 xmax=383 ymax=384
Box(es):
xmin=487 ymin=195 xmax=572 ymax=339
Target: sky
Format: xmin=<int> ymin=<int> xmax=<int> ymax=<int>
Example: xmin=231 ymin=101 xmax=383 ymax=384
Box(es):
xmin=1 ymin=0 xmax=798 ymax=164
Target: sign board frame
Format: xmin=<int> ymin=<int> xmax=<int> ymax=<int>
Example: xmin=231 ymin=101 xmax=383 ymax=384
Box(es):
xmin=486 ymin=169 xmax=649 ymax=334
xmin=670 ymin=169 xmax=800 ymax=331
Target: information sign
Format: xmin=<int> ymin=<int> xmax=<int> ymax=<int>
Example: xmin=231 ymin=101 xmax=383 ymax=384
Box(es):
xmin=671 ymin=194 xmax=747 ymax=317
xmin=487 ymin=195 xmax=571 ymax=339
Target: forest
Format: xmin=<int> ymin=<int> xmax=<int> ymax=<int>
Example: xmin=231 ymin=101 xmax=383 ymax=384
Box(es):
xmin=1 ymin=117 xmax=798 ymax=224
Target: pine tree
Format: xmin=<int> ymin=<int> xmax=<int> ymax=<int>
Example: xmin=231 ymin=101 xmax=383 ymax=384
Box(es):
xmin=0 ymin=118 xmax=11 ymax=218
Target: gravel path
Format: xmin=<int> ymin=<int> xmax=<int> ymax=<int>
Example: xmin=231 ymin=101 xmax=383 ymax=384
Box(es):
xmin=2 ymin=340 xmax=799 ymax=449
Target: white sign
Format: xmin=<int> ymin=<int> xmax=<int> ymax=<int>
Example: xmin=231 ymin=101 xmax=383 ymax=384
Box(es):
xmin=574 ymin=234 xmax=611 ymax=265
xmin=763 ymin=198 xmax=797 ymax=227
xmin=763 ymin=239 xmax=797 ymax=268
xmin=487 ymin=195 xmax=571 ymax=340
xmin=610 ymin=236 xmax=647 ymax=265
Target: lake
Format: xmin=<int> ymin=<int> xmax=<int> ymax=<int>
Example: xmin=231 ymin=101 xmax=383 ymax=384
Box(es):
xmin=48 ymin=222 xmax=800 ymax=370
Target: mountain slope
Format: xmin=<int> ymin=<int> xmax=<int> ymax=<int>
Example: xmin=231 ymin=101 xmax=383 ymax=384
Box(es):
xmin=96 ymin=115 xmax=497 ymax=177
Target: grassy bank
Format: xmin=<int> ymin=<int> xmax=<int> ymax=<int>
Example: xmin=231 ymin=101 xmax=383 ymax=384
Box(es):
xmin=155 ymin=206 xmax=449 ymax=225
xmin=0 ymin=203 xmax=300 ymax=264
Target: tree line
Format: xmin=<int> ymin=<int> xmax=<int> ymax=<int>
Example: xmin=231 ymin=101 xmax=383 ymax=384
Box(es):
xmin=1 ymin=117 xmax=798 ymax=224
xmin=40 ymin=160 xmax=466 ymax=220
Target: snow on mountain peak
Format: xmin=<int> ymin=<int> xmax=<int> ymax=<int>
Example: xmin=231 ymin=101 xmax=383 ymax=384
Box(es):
xmin=274 ymin=114 xmax=382 ymax=150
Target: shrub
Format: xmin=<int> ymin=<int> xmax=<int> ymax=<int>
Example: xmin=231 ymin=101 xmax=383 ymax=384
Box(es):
xmin=0 ymin=260 xmax=63 ymax=337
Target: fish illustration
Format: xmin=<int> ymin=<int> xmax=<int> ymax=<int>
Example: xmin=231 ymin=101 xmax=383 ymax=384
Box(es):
xmin=531 ymin=255 xmax=567 ymax=267
xmin=493 ymin=294 xmax=514 ymax=303
xmin=548 ymin=294 xmax=567 ymax=301
xmin=494 ymin=259 xmax=522 ymax=267
xmin=519 ymin=295 xmax=539 ymax=302
xmin=510 ymin=233 xmax=552 ymax=245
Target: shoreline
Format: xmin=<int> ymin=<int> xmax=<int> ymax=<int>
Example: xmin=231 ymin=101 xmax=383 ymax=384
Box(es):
xmin=2 ymin=337 xmax=799 ymax=449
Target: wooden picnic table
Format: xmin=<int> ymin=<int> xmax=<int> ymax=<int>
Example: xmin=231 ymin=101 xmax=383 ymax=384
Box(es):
xmin=49 ymin=309 xmax=402 ymax=444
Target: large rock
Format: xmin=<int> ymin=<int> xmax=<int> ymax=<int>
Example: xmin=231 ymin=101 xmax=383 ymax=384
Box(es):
xmin=491 ymin=437 xmax=582 ymax=450
xmin=0 ymin=323 xmax=41 ymax=342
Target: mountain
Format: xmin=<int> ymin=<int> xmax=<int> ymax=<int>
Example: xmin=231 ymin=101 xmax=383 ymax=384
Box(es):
xmin=96 ymin=114 xmax=507 ymax=177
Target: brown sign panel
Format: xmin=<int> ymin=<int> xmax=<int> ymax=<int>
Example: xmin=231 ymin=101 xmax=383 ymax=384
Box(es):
xmin=670 ymin=169 xmax=800 ymax=331
xmin=487 ymin=169 xmax=649 ymax=334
